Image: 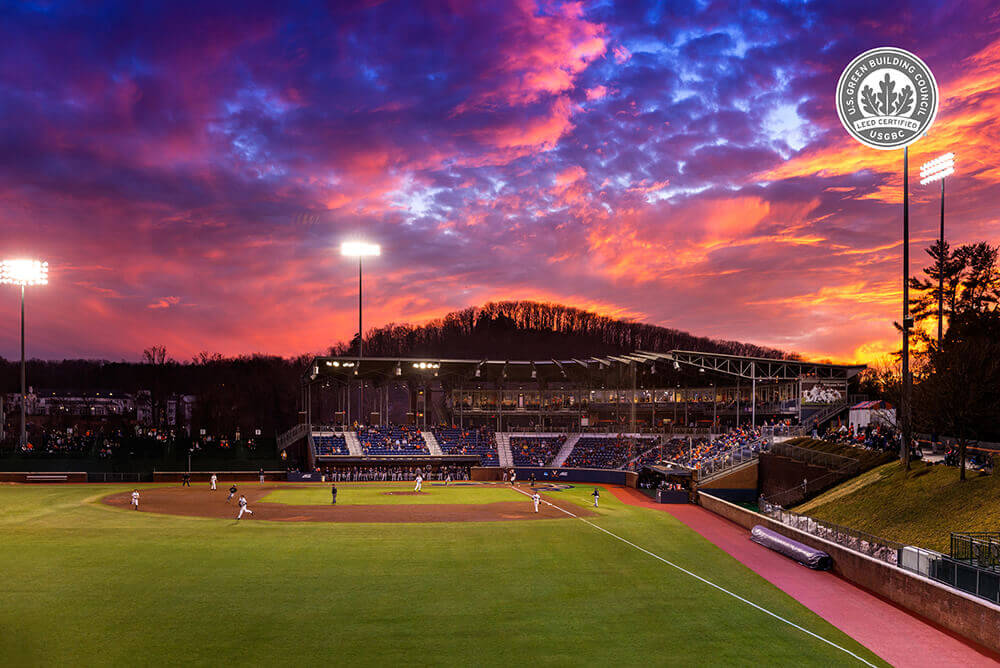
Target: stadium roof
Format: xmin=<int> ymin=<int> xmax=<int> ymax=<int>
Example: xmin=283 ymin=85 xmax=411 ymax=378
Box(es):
xmin=304 ymin=350 xmax=864 ymax=385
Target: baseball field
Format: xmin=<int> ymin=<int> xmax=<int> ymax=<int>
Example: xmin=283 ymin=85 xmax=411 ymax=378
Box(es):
xmin=0 ymin=481 xmax=886 ymax=666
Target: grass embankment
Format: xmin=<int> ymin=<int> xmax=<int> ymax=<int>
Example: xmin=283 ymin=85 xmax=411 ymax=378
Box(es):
xmin=782 ymin=437 xmax=895 ymax=471
xmin=0 ymin=484 xmax=884 ymax=666
xmin=797 ymin=461 xmax=1000 ymax=552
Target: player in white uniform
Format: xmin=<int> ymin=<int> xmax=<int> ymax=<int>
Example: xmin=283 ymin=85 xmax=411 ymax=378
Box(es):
xmin=210 ymin=473 xmax=217 ymax=490
xmin=532 ymin=492 xmax=540 ymax=513
xmin=592 ymin=487 xmax=600 ymax=507
xmin=130 ymin=489 xmax=140 ymax=510
xmin=414 ymin=474 xmax=423 ymax=492
xmin=510 ymin=470 xmax=517 ymax=486
xmin=237 ymin=495 xmax=254 ymax=519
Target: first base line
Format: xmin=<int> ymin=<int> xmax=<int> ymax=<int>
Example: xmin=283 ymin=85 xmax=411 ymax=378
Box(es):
xmin=509 ymin=485 xmax=878 ymax=668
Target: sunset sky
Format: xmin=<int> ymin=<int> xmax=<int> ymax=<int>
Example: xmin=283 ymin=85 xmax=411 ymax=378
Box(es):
xmin=2 ymin=1 xmax=999 ymax=363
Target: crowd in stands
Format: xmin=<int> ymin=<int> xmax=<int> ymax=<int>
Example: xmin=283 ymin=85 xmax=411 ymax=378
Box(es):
xmin=314 ymin=465 xmax=471 ymax=482
xmin=313 ymin=434 xmax=349 ymax=456
xmin=643 ymin=427 xmax=764 ymax=471
xmin=563 ymin=436 xmax=656 ymax=470
xmin=357 ymin=425 xmax=426 ymax=455
xmin=510 ymin=435 xmax=565 ymax=466
xmin=6 ymin=425 xmax=177 ymax=459
xmin=432 ymin=425 xmax=498 ymax=465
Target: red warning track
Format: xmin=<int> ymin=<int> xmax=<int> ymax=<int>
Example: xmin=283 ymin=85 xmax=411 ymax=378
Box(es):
xmin=607 ymin=486 xmax=1000 ymax=667
xmin=101 ymin=485 xmax=593 ymax=523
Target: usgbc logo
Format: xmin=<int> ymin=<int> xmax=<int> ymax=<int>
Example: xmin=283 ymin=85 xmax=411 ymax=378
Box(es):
xmin=837 ymin=47 xmax=938 ymax=150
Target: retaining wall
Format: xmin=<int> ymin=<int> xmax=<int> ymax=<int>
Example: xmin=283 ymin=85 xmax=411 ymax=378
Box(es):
xmin=698 ymin=492 xmax=1000 ymax=654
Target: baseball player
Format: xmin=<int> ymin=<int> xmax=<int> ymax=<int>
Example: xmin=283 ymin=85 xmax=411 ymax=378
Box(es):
xmin=510 ymin=470 xmax=517 ymax=486
xmin=532 ymin=492 xmax=540 ymax=513
xmin=236 ymin=495 xmax=253 ymax=519
xmin=130 ymin=489 xmax=140 ymax=511
xmin=414 ymin=474 xmax=423 ymax=492
xmin=258 ymin=468 xmax=265 ymax=484
xmin=592 ymin=487 xmax=600 ymax=507
xmin=227 ymin=484 xmax=238 ymax=503
xmin=210 ymin=473 xmax=217 ymax=490
xmin=182 ymin=472 xmax=191 ymax=487
xmin=331 ymin=484 xmax=337 ymax=505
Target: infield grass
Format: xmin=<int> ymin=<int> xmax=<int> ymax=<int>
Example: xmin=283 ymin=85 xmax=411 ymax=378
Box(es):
xmin=261 ymin=481 xmax=540 ymax=506
xmin=0 ymin=483 xmax=886 ymax=667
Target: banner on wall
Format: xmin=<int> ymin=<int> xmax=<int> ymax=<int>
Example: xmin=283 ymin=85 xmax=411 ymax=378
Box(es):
xmin=800 ymin=379 xmax=847 ymax=406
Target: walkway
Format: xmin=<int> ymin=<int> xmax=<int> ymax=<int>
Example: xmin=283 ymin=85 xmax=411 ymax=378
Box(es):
xmin=608 ymin=486 xmax=999 ymax=667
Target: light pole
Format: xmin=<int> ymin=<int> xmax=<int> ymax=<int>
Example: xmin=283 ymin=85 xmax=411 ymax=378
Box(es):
xmin=920 ymin=152 xmax=956 ymax=349
xmin=1 ymin=259 xmax=49 ymax=449
xmin=340 ymin=241 xmax=380 ymax=425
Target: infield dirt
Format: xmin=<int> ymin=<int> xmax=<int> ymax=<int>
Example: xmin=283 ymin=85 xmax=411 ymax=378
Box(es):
xmin=101 ymin=484 xmax=594 ymax=523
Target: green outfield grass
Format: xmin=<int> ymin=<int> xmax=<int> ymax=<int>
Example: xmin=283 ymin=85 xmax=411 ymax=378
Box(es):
xmin=261 ymin=482 xmax=543 ymax=506
xmin=0 ymin=483 xmax=885 ymax=667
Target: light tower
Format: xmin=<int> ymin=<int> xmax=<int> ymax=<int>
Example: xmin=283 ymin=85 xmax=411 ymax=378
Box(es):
xmin=1 ymin=259 xmax=49 ymax=448
xmin=920 ymin=153 xmax=956 ymax=348
xmin=340 ymin=241 xmax=380 ymax=424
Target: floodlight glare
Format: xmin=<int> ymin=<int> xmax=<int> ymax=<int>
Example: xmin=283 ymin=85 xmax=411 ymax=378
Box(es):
xmin=340 ymin=241 xmax=381 ymax=257
xmin=920 ymin=152 xmax=956 ymax=185
xmin=0 ymin=259 xmax=48 ymax=286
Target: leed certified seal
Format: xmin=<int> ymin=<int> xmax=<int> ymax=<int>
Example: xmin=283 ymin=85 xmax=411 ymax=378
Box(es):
xmin=836 ymin=47 xmax=938 ymax=150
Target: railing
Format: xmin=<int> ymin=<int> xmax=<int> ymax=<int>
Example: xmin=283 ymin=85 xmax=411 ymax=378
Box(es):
xmin=276 ymin=423 xmax=309 ymax=451
xmin=803 ymin=402 xmax=850 ymax=427
xmin=758 ymin=498 xmax=903 ymax=565
xmin=770 ymin=441 xmax=860 ymax=473
xmin=951 ymin=533 xmax=1000 ymax=572
xmin=696 ymin=439 xmax=769 ymax=481
xmin=760 ymin=499 xmax=1000 ymax=605
xmin=762 ymin=425 xmax=806 ymax=438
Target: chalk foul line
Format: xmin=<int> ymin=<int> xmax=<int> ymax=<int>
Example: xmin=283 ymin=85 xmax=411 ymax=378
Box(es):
xmin=509 ymin=485 xmax=878 ymax=668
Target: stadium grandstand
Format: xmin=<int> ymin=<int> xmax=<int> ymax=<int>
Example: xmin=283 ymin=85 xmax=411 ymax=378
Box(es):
xmin=278 ymin=350 xmax=863 ymax=480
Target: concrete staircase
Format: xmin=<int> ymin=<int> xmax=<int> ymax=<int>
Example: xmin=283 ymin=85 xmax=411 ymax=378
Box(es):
xmin=421 ymin=431 xmax=442 ymax=455
xmin=551 ymin=433 xmax=582 ymax=467
xmin=495 ymin=433 xmax=513 ymax=468
xmin=344 ymin=431 xmax=363 ymax=456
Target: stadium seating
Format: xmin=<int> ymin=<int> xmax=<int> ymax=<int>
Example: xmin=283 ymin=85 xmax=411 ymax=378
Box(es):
xmin=313 ymin=434 xmax=349 ymax=456
xmin=564 ymin=436 xmax=656 ymax=469
xmin=510 ymin=435 xmax=565 ymax=466
xmin=358 ymin=425 xmax=427 ymax=455
xmin=432 ymin=426 xmax=498 ymax=465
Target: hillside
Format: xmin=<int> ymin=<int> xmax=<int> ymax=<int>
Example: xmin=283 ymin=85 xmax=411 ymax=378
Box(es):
xmin=333 ymin=301 xmax=795 ymax=360
xmin=796 ymin=462 xmax=1000 ymax=552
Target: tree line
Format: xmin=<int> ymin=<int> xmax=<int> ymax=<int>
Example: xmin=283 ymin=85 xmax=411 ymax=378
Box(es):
xmin=1 ymin=301 xmax=792 ymax=439
xmin=334 ymin=301 xmax=795 ymax=360
xmin=860 ymin=240 xmax=1000 ymax=479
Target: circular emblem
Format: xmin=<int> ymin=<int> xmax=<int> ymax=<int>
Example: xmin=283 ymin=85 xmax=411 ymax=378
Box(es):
xmin=836 ymin=47 xmax=938 ymax=150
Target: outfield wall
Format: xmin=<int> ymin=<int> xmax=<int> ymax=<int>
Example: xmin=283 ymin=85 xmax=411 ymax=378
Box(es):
xmin=698 ymin=492 xmax=1000 ymax=654
xmin=152 ymin=471 xmax=285 ymax=483
xmin=0 ymin=471 xmax=87 ymax=483
xmin=513 ymin=467 xmax=629 ymax=485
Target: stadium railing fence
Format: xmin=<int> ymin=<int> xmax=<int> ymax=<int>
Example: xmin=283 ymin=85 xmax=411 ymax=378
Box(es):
xmin=759 ymin=499 xmax=1000 ymax=605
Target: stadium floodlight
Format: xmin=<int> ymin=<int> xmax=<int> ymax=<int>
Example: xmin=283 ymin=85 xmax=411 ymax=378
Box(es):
xmin=340 ymin=241 xmax=381 ymax=257
xmin=920 ymin=152 xmax=955 ymax=185
xmin=1 ymin=259 xmax=49 ymax=450
xmin=0 ymin=259 xmax=48 ymax=286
